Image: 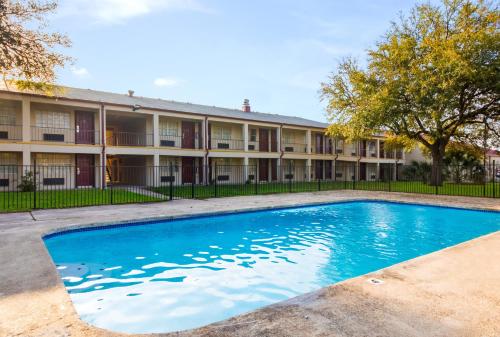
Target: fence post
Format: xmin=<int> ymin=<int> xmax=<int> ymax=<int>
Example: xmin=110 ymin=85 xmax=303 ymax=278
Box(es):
xmin=169 ymin=164 xmax=173 ymax=200
xmin=352 ymin=162 xmax=356 ymax=190
xmin=483 ymin=164 xmax=487 ymax=197
xmin=33 ymin=159 xmax=37 ymax=210
xmin=214 ymin=162 xmax=218 ymax=197
xmin=191 ymin=165 xmax=195 ymax=199
xmin=493 ymin=161 xmax=496 ymax=198
xmin=288 ymin=162 xmax=292 ymax=193
xmin=255 ymin=165 xmax=258 ymax=195
xmin=388 ymin=164 xmax=392 ymax=192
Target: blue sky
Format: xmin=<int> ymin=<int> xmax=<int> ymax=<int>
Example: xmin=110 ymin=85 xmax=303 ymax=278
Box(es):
xmin=52 ymin=0 xmax=422 ymax=122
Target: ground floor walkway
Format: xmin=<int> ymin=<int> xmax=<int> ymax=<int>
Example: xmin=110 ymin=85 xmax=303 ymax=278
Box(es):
xmin=1 ymin=191 xmax=499 ymax=337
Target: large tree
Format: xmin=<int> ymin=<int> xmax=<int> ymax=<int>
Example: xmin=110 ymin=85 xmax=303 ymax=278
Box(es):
xmin=321 ymin=0 xmax=499 ymax=185
xmin=0 ymin=0 xmax=71 ymax=92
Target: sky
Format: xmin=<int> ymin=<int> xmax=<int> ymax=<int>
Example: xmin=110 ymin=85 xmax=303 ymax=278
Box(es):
xmin=51 ymin=0 xmax=424 ymax=122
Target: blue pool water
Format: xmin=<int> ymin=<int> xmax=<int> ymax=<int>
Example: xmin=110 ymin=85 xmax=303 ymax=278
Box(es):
xmin=44 ymin=201 xmax=500 ymax=333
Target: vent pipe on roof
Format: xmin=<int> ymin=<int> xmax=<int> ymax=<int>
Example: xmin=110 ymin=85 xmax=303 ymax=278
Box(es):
xmin=242 ymin=99 xmax=251 ymax=112
xmin=128 ymin=90 xmax=135 ymax=97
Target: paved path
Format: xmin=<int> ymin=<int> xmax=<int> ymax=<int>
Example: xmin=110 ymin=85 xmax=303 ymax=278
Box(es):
xmin=0 ymin=190 xmax=499 ymax=337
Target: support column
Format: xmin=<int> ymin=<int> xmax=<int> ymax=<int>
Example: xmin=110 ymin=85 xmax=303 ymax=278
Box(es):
xmin=306 ymin=130 xmax=312 ymax=154
xmin=201 ymin=119 xmax=206 ymax=150
xmin=22 ymin=150 xmax=31 ymax=167
xmin=243 ymin=156 xmax=249 ymax=182
xmin=153 ymin=113 xmax=160 ymax=147
xmin=306 ymin=158 xmax=312 ymax=181
xmin=377 ymin=162 xmax=380 ymax=180
xmin=21 ymin=97 xmax=30 ymax=142
xmin=243 ymin=123 xmax=249 ymax=152
xmin=376 ymin=139 xmax=380 ymax=158
xmin=153 ymin=154 xmax=160 ymax=186
xmin=276 ymin=126 xmax=281 ymax=153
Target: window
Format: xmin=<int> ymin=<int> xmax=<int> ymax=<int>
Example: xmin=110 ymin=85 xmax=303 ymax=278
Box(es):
xmin=250 ymin=129 xmax=257 ymax=142
xmin=283 ymin=132 xmax=293 ymax=144
xmin=0 ymin=106 xmax=16 ymax=125
xmin=35 ymin=153 xmax=73 ymax=166
xmin=214 ymin=126 xmax=231 ymax=140
xmin=159 ymin=120 xmax=179 ymax=137
xmin=35 ymin=111 xmax=70 ymax=129
xmin=217 ymin=158 xmax=231 ymax=173
xmin=160 ymin=157 xmax=179 ymax=172
xmin=0 ymin=152 xmax=18 ymax=174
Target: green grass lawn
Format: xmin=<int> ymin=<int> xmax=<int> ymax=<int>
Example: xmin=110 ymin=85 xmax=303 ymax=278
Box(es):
xmin=0 ymin=188 xmax=162 ymax=212
xmin=152 ymin=180 xmax=500 ymax=200
xmin=1 ymin=180 xmax=497 ymax=212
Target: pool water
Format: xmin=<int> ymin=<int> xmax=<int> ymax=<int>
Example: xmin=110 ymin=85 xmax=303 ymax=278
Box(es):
xmin=44 ymin=201 xmax=500 ymax=333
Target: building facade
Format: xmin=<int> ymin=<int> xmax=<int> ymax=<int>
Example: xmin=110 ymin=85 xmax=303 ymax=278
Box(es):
xmin=0 ymin=86 xmax=406 ymax=190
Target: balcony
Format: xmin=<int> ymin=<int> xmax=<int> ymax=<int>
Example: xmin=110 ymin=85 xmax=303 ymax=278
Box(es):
xmin=0 ymin=124 xmax=22 ymax=141
xmin=106 ymin=131 xmax=153 ymax=147
xmin=210 ymin=138 xmax=244 ymax=151
xmin=282 ymin=142 xmax=308 ymax=153
xmin=31 ymin=126 xmax=100 ymax=144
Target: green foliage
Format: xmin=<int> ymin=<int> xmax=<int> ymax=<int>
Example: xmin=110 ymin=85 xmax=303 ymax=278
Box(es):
xmin=0 ymin=0 xmax=72 ymax=91
xmin=402 ymin=161 xmax=432 ymax=183
xmin=321 ymin=0 xmax=500 ymax=184
xmin=17 ymin=171 xmax=35 ymax=192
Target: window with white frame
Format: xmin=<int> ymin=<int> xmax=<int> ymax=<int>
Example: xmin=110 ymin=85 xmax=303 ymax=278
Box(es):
xmin=213 ymin=126 xmax=231 ymax=140
xmin=0 ymin=152 xmax=18 ymax=173
xmin=35 ymin=111 xmax=70 ymax=129
xmin=216 ymin=158 xmax=231 ymax=173
xmin=0 ymin=106 xmax=16 ymax=125
xmin=159 ymin=120 xmax=179 ymax=137
xmin=283 ymin=132 xmax=293 ymax=144
xmin=250 ymin=128 xmax=257 ymax=142
xmin=35 ymin=153 xmax=73 ymax=166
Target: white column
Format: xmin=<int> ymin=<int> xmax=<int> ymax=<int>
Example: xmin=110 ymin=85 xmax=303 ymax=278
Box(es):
xmin=153 ymin=113 xmax=159 ymax=147
xmin=276 ymin=127 xmax=281 ymax=153
xmin=22 ymin=149 xmax=31 ymax=167
xmin=243 ymin=123 xmax=249 ymax=152
xmin=306 ymin=158 xmax=312 ymax=181
xmin=243 ymin=156 xmax=249 ymax=181
xmin=21 ymin=97 xmax=30 ymax=142
xmin=153 ymin=154 xmax=160 ymax=186
xmin=306 ymin=130 xmax=312 ymax=154
xmin=376 ymin=139 xmax=380 ymax=158
xmin=377 ymin=162 xmax=380 ymax=180
xmin=201 ymin=119 xmax=206 ymax=150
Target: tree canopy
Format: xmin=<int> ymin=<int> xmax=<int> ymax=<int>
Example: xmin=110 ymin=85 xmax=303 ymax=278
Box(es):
xmin=321 ymin=0 xmax=499 ymax=184
xmin=0 ymin=0 xmax=71 ymax=92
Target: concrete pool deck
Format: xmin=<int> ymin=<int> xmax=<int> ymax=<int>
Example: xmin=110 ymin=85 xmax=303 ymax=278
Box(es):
xmin=0 ymin=190 xmax=499 ymax=337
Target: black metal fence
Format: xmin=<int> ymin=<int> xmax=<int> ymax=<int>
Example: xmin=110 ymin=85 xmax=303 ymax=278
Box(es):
xmin=0 ymin=162 xmax=498 ymax=212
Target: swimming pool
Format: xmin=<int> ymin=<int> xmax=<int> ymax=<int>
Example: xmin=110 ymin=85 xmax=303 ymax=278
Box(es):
xmin=44 ymin=201 xmax=500 ymax=333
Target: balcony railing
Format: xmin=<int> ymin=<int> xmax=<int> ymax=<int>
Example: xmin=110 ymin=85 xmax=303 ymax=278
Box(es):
xmin=359 ymin=148 xmax=378 ymax=158
xmin=31 ymin=126 xmax=100 ymax=144
xmin=210 ymin=138 xmax=244 ymax=151
xmin=282 ymin=142 xmax=308 ymax=153
xmin=0 ymin=124 xmax=22 ymax=141
xmin=107 ymin=131 xmax=153 ymax=147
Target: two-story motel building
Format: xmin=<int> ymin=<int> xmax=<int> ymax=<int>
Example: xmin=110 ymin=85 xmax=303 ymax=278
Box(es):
xmin=0 ymin=86 xmax=405 ymax=190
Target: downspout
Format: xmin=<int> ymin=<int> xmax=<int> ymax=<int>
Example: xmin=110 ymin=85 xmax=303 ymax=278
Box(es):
xmin=100 ymin=103 xmax=106 ymax=189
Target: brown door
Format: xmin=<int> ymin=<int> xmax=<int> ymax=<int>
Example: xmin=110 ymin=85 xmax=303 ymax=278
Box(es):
xmin=75 ymin=111 xmax=95 ymax=144
xmin=325 ymin=161 xmax=332 ymax=179
xmin=182 ymin=157 xmax=194 ymax=184
xmin=271 ymin=159 xmax=277 ymax=181
xmin=315 ymin=134 xmax=323 ymax=154
xmin=315 ymin=161 xmax=324 ymax=179
xmin=259 ymin=129 xmax=268 ymax=152
xmin=270 ymin=129 xmax=277 ymax=152
xmin=259 ymin=159 xmax=268 ymax=182
xmin=182 ymin=121 xmax=195 ymax=149
xmin=360 ymin=162 xmax=367 ymax=180
xmin=76 ymin=154 xmax=95 ymax=187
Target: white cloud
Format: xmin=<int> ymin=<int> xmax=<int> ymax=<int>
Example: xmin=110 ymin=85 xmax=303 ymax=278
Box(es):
xmin=61 ymin=0 xmax=213 ymax=24
xmin=154 ymin=77 xmax=180 ymax=87
xmin=71 ymin=67 xmax=90 ymax=78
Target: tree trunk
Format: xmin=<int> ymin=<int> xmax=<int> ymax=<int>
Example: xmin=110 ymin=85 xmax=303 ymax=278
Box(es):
xmin=430 ymin=142 xmax=446 ymax=186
